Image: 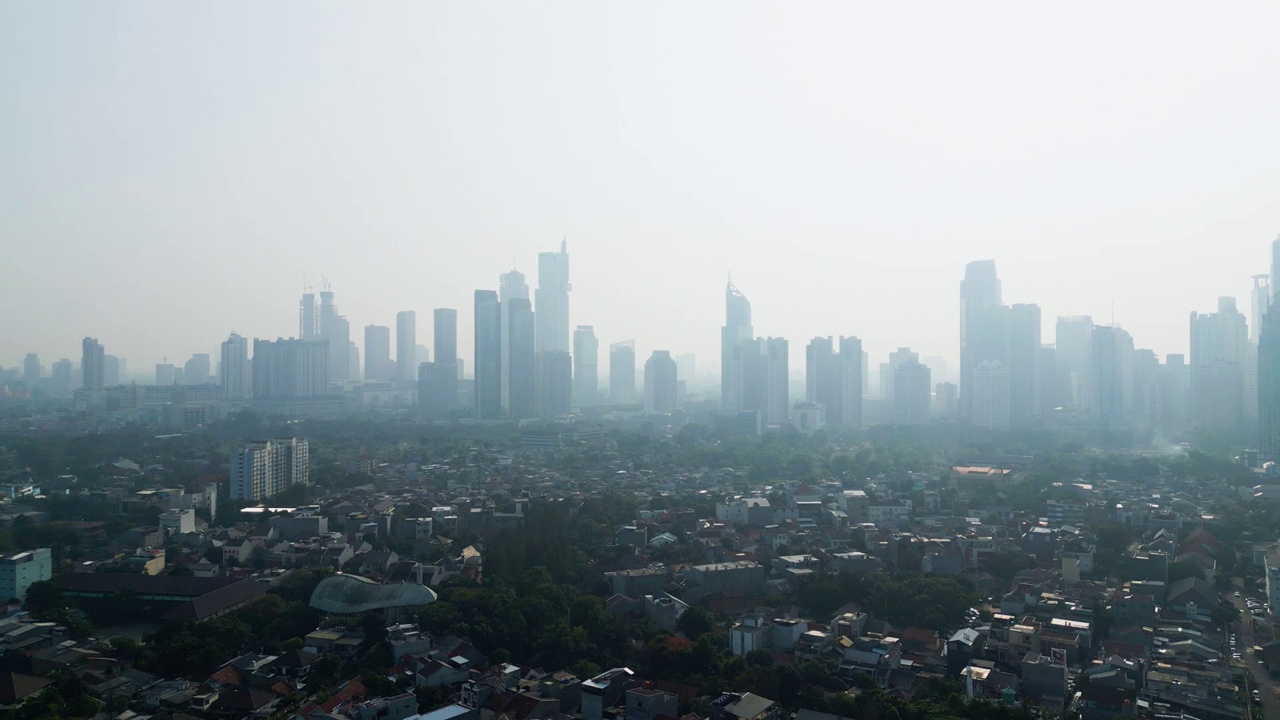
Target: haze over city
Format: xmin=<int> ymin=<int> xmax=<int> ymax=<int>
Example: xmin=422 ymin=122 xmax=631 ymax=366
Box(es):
xmin=5 ymin=2 xmax=1280 ymax=374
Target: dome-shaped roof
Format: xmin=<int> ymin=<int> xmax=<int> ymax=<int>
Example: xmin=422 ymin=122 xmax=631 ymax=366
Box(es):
xmin=309 ymin=573 xmax=436 ymax=615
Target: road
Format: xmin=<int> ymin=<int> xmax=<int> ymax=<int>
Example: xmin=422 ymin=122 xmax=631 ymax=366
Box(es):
xmin=1229 ymin=593 xmax=1278 ymax=720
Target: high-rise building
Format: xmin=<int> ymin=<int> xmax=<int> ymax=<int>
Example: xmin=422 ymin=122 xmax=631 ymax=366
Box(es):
xmin=610 ymin=341 xmax=637 ymax=404
xmin=251 ymin=338 xmax=328 ymax=399
xmin=675 ymin=354 xmax=697 ymax=383
xmin=364 ymin=324 xmax=393 ymax=381
xmin=396 ymin=310 xmax=417 ymax=383
xmin=81 ymin=337 xmax=104 ymax=391
xmin=0 ymin=549 xmax=51 ymax=603
xmin=221 ymin=332 xmax=251 ymax=400
xmin=891 ymin=353 xmax=931 ymax=427
xmin=972 ymin=360 xmax=1011 ymax=430
xmin=880 ymin=347 xmax=917 ymax=402
xmin=573 ymin=325 xmax=599 ymax=406
xmin=22 ymin=354 xmax=40 ymax=384
xmin=300 ymin=291 xmax=319 ymax=340
xmin=155 ymin=362 xmax=175 ymax=386
xmin=535 ymin=241 xmax=571 ymax=354
xmin=1160 ymin=353 xmax=1189 ymax=434
xmin=1056 ymin=316 xmax=1095 ymax=409
xmin=1189 ymin=297 xmax=1249 ymax=438
xmin=319 ymin=287 xmax=351 ymax=381
xmin=1132 ymin=348 xmax=1161 ymax=437
xmin=1092 ymin=325 xmax=1135 ymax=432
xmin=103 ymin=355 xmax=121 ymax=387
xmin=1007 ymin=303 xmax=1042 ymax=428
xmin=432 ymin=308 xmax=459 ymax=414
xmin=739 ymin=337 xmax=789 ymax=425
xmin=1263 ymin=238 xmax=1280 ymax=454
xmin=50 ymin=359 xmax=72 ymax=393
xmin=230 ymin=437 xmax=309 ymax=501
xmin=474 ymin=290 xmax=502 ymax=420
xmin=183 ymin=353 xmax=211 ymax=385
xmin=960 ymin=260 xmax=1007 ymax=420
xmin=508 ymin=297 xmax=536 ymax=419
xmin=536 ymin=351 xmax=572 ymax=418
xmin=499 ymin=270 xmax=530 ymax=414
xmin=935 ymin=382 xmax=958 ymax=419
xmin=721 ymin=280 xmax=754 ymax=413
xmin=644 ymin=350 xmax=678 ymax=413
xmin=805 ymin=336 xmax=862 ymax=429
xmin=1248 ymin=275 xmax=1269 ymax=424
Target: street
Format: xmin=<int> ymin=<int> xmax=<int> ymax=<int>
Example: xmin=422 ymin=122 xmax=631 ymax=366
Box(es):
xmin=1229 ymin=594 xmax=1278 ymax=720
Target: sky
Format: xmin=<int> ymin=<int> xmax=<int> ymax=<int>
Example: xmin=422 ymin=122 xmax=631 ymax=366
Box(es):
xmin=4 ymin=2 xmax=1280 ymax=381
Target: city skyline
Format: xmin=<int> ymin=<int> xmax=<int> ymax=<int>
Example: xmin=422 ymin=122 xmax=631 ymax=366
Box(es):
xmin=6 ymin=4 xmax=1280 ymax=375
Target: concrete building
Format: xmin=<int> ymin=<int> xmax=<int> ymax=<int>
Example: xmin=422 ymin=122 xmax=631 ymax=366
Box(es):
xmin=610 ymin=341 xmax=637 ymax=404
xmin=474 ymin=290 xmax=502 ymax=419
xmin=972 ymin=360 xmax=1011 ymax=430
xmin=890 ymin=351 xmax=931 ymax=427
xmin=0 ymin=549 xmax=52 ymax=603
xmin=221 ymin=332 xmax=251 ymax=400
xmin=722 ymin=280 xmax=754 ymax=414
xmin=396 ymin=310 xmax=417 ymax=383
xmin=230 ymin=438 xmax=309 ymax=501
xmin=573 ymin=325 xmax=599 ymax=406
xmin=644 ymin=351 xmax=678 ymax=413
xmin=960 ymin=260 xmax=1007 ymax=421
xmin=364 ymin=324 xmax=393 ymax=381
xmin=252 ymin=339 xmax=329 ymax=399
xmin=81 ymin=337 xmax=105 ymax=391
xmin=806 ymin=336 xmax=862 ymax=429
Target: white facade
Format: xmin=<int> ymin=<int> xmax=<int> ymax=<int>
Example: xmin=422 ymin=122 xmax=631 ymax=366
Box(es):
xmin=972 ymin=360 xmax=1011 ymax=430
xmin=159 ymin=508 xmax=196 ymax=535
xmin=230 ymin=438 xmax=309 ymax=501
xmin=0 ymin=549 xmax=52 ymax=603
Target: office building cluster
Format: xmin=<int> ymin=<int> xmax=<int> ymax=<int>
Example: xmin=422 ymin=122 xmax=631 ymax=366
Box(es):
xmin=14 ymin=235 xmax=1280 ymax=452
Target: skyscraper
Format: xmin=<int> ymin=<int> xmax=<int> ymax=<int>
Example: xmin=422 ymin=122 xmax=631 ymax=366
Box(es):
xmin=155 ymin=362 xmax=175 ymax=386
xmin=508 ymin=297 xmax=536 ymax=419
xmin=573 ymin=325 xmax=599 ymax=406
xmin=252 ymin=339 xmax=329 ymax=399
xmin=1161 ymin=353 xmax=1189 ymax=434
xmin=805 ymin=336 xmax=862 ymax=429
xmin=1189 ymin=297 xmax=1249 ymax=438
xmin=740 ymin=337 xmax=789 ymax=425
xmin=534 ymin=244 xmax=573 ymax=414
xmin=221 ymin=332 xmax=251 ymax=400
xmin=50 ymin=359 xmax=72 ymax=393
xmin=644 ymin=350 xmax=678 ymax=413
xmin=1092 ymin=325 xmax=1135 ymax=432
xmin=432 ymin=308 xmax=459 ymax=414
xmin=960 ymin=260 xmax=1007 ymax=420
xmin=972 ymin=361 xmax=1011 ymax=430
xmin=22 ymin=354 xmax=39 ymax=384
xmin=1007 ymin=303 xmax=1042 ymax=428
xmin=535 ymin=241 xmax=571 ymax=354
xmin=499 ymin=270 xmax=530 ymax=414
xmin=81 ymin=337 xmax=104 ymax=391
xmin=183 ymin=353 xmax=211 ymax=385
xmin=103 ymin=355 xmax=121 ymax=387
xmin=1263 ymin=238 xmax=1280 ymax=454
xmin=891 ymin=354 xmax=931 ymax=427
xmin=396 ymin=311 xmax=417 ymax=383
xmin=536 ymin=351 xmax=572 ymax=418
xmin=721 ymin=280 xmax=754 ymax=413
xmin=610 ymin=340 xmax=637 ymax=404
xmin=1248 ymin=275 xmax=1269 ymax=423
xmin=300 ymin=291 xmax=318 ymax=340
xmin=1056 ymin=316 xmax=1095 ymax=409
xmin=474 ymin=290 xmax=502 ymax=419
xmin=364 ymin=324 xmax=393 ymax=381
xmin=319 ymin=287 xmax=351 ymax=381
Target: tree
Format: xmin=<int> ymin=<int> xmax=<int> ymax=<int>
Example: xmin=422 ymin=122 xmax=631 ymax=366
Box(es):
xmin=677 ymin=606 xmax=714 ymax=641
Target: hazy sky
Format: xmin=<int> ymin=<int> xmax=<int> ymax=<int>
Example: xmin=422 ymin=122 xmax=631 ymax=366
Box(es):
xmin=5 ymin=2 xmax=1280 ymax=380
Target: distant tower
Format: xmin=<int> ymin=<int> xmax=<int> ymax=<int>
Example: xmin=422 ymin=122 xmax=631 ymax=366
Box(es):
xmin=364 ymin=324 xmax=392 ymax=381
xmin=430 ymin=308 xmax=459 ymax=415
xmin=300 ymin=290 xmax=319 ymax=340
xmin=891 ymin=352 xmax=931 ymax=427
xmin=499 ymin=270 xmax=530 ymax=414
xmin=644 ymin=351 xmax=678 ymax=413
xmin=535 ymin=240 xmax=571 ymax=354
xmin=508 ymin=297 xmax=536 ymax=419
xmin=610 ymin=341 xmax=637 ymax=403
xmin=396 ymin=310 xmax=417 ymax=383
xmin=81 ymin=338 xmax=105 ymax=391
xmin=474 ymin=290 xmax=502 ymax=419
xmin=23 ymin=353 xmax=40 ymax=383
xmin=573 ymin=325 xmax=599 ymax=406
xmin=721 ymin=280 xmax=754 ymax=413
xmin=806 ymin=336 xmax=862 ymax=430
xmin=1007 ymin=303 xmax=1042 ymax=428
xmin=318 ymin=285 xmax=350 ymax=381
xmin=1190 ymin=297 xmax=1249 ymax=439
xmin=1056 ymin=316 xmax=1095 ymax=409
xmin=1092 ymin=325 xmax=1135 ymax=433
xmin=221 ymin=332 xmax=251 ymax=400
xmin=960 ymin=260 xmax=1007 ymax=421
xmin=183 ymin=353 xmax=211 ymax=385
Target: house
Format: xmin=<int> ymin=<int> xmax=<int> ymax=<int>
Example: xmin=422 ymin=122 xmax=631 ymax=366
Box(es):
xmin=1164 ymin=577 xmax=1217 ymax=614
xmin=0 ymin=671 xmax=53 ymax=706
xmin=709 ymin=692 xmax=779 ymax=720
